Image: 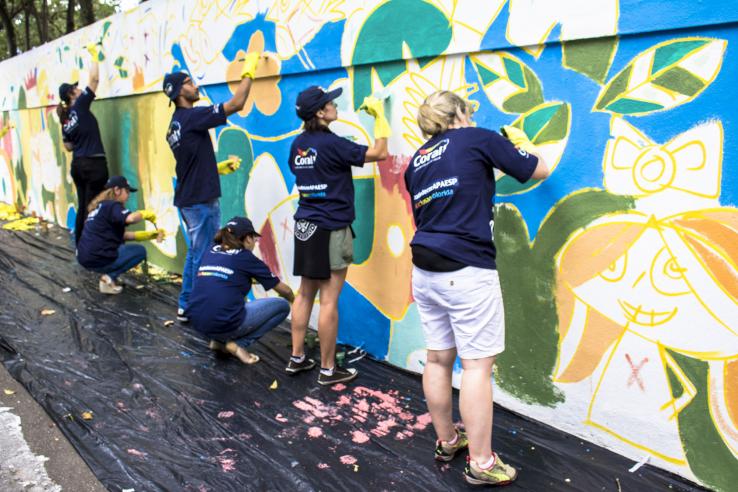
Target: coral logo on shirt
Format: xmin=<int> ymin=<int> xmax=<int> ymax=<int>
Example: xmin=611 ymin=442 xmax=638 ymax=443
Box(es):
xmin=166 ymin=121 xmax=182 ymax=150
xmin=294 ymin=147 xmax=318 ymax=168
xmin=413 ymin=138 xmax=449 ymax=169
xmin=63 ymin=110 xmax=79 ymax=133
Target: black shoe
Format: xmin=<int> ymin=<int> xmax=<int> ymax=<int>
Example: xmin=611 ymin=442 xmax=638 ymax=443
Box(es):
xmin=285 ymin=357 xmax=316 ymax=375
xmin=177 ymin=308 xmax=189 ymax=323
xmin=318 ymin=367 xmax=358 ymax=386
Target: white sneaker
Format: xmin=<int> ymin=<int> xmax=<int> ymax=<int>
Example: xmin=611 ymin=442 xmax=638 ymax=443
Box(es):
xmin=99 ymin=275 xmax=123 ymax=295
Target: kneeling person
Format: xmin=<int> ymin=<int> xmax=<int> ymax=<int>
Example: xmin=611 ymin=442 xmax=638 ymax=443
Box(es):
xmin=76 ymin=176 xmax=161 ymax=294
xmin=187 ymin=217 xmax=295 ymax=365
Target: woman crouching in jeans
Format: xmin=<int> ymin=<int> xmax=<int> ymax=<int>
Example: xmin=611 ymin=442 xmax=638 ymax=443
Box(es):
xmin=187 ymin=217 xmax=294 ymax=364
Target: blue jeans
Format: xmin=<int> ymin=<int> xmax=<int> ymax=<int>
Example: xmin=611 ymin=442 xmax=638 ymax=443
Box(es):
xmin=92 ymin=244 xmax=146 ymax=281
xmin=179 ymin=200 xmax=221 ymax=309
xmin=210 ymin=298 xmax=290 ymax=348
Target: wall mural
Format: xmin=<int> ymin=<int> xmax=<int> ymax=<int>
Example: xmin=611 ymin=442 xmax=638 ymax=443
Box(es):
xmin=0 ymin=0 xmax=736 ymax=489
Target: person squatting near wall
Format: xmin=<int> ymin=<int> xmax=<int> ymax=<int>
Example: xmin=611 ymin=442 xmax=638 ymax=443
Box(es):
xmin=57 ymin=43 xmax=110 ymax=245
xmin=285 ymin=86 xmax=390 ymax=386
xmin=405 ymin=90 xmax=551 ymax=486
xmin=187 ymin=216 xmax=295 ymax=365
xmin=76 ymin=175 xmax=162 ymax=294
xmin=163 ymin=51 xmax=264 ymax=324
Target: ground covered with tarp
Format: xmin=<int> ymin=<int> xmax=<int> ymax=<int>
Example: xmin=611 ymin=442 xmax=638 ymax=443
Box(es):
xmin=0 ymin=225 xmax=706 ymax=491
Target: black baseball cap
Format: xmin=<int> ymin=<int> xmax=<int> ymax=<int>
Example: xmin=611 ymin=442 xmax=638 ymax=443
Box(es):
xmin=58 ymin=82 xmax=78 ymax=102
xmin=225 ymin=216 xmax=260 ymax=238
xmin=104 ymin=176 xmax=138 ymax=192
xmin=163 ymin=72 xmax=189 ymax=102
xmin=295 ymin=86 xmax=342 ymax=120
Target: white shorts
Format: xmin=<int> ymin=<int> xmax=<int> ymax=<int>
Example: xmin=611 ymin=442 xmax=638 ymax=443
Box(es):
xmin=412 ymin=266 xmax=505 ymax=359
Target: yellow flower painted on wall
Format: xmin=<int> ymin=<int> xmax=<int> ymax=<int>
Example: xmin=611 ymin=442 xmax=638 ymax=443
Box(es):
xmin=226 ymin=31 xmax=282 ymax=117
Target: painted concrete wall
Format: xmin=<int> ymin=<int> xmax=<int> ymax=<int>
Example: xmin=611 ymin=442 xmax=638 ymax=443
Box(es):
xmin=0 ymin=1 xmax=736 ymax=488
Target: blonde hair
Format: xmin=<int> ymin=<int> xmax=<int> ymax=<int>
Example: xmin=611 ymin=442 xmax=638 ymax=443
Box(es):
xmin=87 ymin=188 xmax=117 ymax=213
xmin=416 ymin=90 xmax=472 ymax=138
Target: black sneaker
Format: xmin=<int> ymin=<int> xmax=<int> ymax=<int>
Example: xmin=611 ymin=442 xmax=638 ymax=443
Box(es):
xmin=318 ymin=367 xmax=358 ymax=386
xmin=285 ymin=357 xmax=316 ymax=375
xmin=176 ymin=308 xmax=189 ymax=323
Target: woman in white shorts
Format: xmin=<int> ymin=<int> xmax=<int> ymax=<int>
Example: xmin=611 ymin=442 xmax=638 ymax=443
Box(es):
xmin=404 ymin=90 xmax=549 ymax=486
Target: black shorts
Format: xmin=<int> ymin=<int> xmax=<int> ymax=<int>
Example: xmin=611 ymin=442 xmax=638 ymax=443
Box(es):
xmin=293 ymin=220 xmax=331 ymax=279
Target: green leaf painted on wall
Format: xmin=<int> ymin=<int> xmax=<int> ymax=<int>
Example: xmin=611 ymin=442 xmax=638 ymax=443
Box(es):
xmin=351 ymin=0 xmax=452 ymax=109
xmin=470 ymin=52 xmax=544 ymax=114
xmin=495 ymin=190 xmax=636 ymax=406
xmin=667 ymin=351 xmax=738 ymax=492
xmin=497 ymin=101 xmax=570 ymax=196
xmin=352 ymin=178 xmax=375 ymax=264
xmin=562 ymin=36 xmax=618 ymax=84
xmin=215 ymin=128 xmax=254 ymax=225
xmin=594 ymin=37 xmax=727 ymax=115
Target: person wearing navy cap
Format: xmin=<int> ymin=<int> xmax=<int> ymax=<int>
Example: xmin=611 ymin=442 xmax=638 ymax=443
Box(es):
xmin=404 ymin=91 xmax=550 ymax=486
xmin=57 ymin=43 xmax=110 ymax=244
xmin=285 ymin=85 xmax=390 ymax=386
xmin=163 ymin=52 xmax=264 ymax=324
xmin=187 ymin=216 xmax=295 ymax=364
xmin=76 ymin=176 xmax=162 ymax=294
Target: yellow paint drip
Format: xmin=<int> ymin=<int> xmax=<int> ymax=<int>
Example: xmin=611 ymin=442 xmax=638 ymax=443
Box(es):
xmin=2 ymin=217 xmax=39 ymax=231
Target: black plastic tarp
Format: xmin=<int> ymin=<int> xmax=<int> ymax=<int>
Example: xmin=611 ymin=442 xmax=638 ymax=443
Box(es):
xmin=0 ymin=226 xmax=705 ymax=491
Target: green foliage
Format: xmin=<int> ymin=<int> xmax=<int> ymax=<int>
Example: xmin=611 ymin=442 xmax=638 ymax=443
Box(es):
xmin=667 ymin=351 xmax=738 ymax=492
xmin=351 ymin=0 xmax=452 ymax=110
xmin=494 ymin=190 xmax=635 ymax=406
xmin=0 ymin=1 xmax=119 ymax=60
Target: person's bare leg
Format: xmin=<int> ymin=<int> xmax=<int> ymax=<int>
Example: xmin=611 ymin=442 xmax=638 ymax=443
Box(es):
xmin=290 ymin=277 xmax=320 ymax=357
xmin=423 ymin=348 xmax=458 ymax=442
xmin=316 ymin=268 xmax=347 ymax=368
xmin=460 ymin=356 xmax=496 ymax=463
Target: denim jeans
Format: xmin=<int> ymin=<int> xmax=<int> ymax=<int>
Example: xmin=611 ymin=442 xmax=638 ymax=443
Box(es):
xmin=210 ymin=298 xmax=290 ymax=348
xmin=92 ymin=244 xmax=146 ymax=281
xmin=179 ymin=199 xmax=221 ymax=310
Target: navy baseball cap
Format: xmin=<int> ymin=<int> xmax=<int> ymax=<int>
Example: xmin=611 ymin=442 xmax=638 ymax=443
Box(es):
xmin=104 ymin=176 xmax=138 ymax=192
xmin=295 ymin=86 xmax=342 ymax=120
xmin=58 ymin=82 xmax=78 ymax=102
xmin=163 ymin=72 xmax=189 ymax=102
xmin=225 ymin=216 xmax=260 ymax=237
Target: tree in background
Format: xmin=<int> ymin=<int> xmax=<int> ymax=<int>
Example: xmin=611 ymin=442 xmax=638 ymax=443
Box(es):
xmin=0 ymin=0 xmax=122 ymax=60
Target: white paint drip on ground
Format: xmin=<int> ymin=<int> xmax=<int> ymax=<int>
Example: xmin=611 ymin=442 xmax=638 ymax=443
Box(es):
xmin=0 ymin=407 xmax=61 ymax=492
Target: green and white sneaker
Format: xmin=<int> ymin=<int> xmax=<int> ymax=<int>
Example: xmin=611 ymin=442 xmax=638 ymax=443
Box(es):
xmin=434 ymin=429 xmax=468 ymax=462
xmin=464 ymin=454 xmax=518 ymax=486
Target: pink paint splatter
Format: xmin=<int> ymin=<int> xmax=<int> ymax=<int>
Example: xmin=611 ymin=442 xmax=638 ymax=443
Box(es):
xmin=127 ymin=448 xmax=147 ymax=458
xmin=351 ymin=431 xmax=370 ymax=444
xmin=218 ymin=411 xmax=235 ymax=419
xmin=275 ymin=413 xmax=289 ymax=423
xmin=219 ymin=458 xmax=236 ymax=472
xmin=371 ymin=418 xmax=398 ymax=437
xmin=218 ymin=449 xmax=237 ymax=472
xmin=331 ymin=383 xmax=347 ymax=391
xmin=307 ymin=426 xmax=323 ymax=438
xmin=340 ymin=455 xmax=357 ymax=465
xmin=413 ymin=413 xmax=432 ymax=430
xmin=317 ymin=463 xmax=330 ymax=469
xmin=254 ymin=400 xmax=262 ymax=408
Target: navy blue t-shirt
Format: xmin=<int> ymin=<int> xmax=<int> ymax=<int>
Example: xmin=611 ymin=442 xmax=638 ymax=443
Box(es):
xmin=62 ymin=87 xmax=105 ymax=158
xmin=289 ymin=130 xmax=368 ymax=230
xmin=166 ymin=103 xmax=227 ymax=208
xmin=404 ymin=127 xmax=538 ymax=269
xmin=76 ymin=200 xmax=130 ymax=268
xmin=187 ymin=246 xmax=281 ymax=334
